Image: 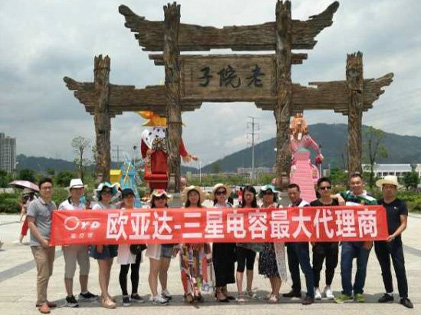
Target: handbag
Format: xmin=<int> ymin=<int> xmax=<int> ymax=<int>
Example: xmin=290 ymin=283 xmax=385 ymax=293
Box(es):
xmin=129 ymin=244 xmax=147 ymax=255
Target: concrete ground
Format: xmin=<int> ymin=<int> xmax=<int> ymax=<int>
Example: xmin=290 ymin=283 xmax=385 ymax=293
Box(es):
xmin=0 ymin=213 xmax=420 ymax=314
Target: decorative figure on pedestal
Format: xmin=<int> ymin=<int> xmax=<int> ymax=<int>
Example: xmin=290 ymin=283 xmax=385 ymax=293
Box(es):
xmin=139 ymin=111 xmax=197 ymax=191
xmin=289 ymin=113 xmax=323 ymax=201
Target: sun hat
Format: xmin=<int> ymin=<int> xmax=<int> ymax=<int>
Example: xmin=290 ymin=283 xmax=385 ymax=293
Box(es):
xmin=212 ymin=183 xmax=232 ymax=196
xmin=259 ymin=184 xmax=279 ymax=198
xmin=95 ymin=182 xmax=118 ymax=199
xmin=181 ymin=185 xmax=206 ymax=204
xmin=148 ymin=189 xmax=173 ymax=203
xmin=376 ymin=175 xmax=402 ymax=189
xmin=67 ymin=178 xmax=85 ymax=191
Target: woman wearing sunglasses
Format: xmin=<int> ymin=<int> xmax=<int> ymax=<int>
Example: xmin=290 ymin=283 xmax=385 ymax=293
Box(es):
xmin=212 ymin=183 xmax=236 ymax=302
xmin=144 ymin=189 xmax=174 ymax=305
xmin=90 ymin=182 xmax=119 ymax=309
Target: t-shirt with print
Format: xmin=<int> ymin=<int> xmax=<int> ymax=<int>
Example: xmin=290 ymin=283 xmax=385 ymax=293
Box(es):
xmin=340 ymin=190 xmax=377 ymax=205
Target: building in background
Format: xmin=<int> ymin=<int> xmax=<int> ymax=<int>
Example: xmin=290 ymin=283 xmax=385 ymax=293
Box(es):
xmin=362 ymin=163 xmax=421 ymax=178
xmin=0 ymin=133 xmax=16 ymax=173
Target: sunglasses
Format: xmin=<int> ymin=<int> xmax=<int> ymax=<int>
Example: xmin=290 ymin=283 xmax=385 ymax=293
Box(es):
xmin=319 ymin=186 xmax=331 ymax=191
xmin=215 ymin=190 xmax=226 ymax=195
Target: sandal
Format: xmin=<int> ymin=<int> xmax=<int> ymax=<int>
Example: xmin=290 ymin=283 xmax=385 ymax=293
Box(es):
xmin=268 ymin=294 xmax=278 ymax=304
xmin=237 ymin=294 xmax=246 ymax=303
xmin=184 ymin=293 xmax=194 ymax=303
xmin=101 ymin=297 xmax=117 ymax=309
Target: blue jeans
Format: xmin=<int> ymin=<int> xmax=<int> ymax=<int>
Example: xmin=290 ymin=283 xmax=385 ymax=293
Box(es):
xmin=288 ymin=242 xmax=315 ymax=298
xmin=340 ymin=241 xmax=371 ymax=296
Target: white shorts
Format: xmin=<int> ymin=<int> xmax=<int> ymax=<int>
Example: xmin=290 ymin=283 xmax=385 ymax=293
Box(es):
xmin=145 ymin=244 xmax=162 ymax=261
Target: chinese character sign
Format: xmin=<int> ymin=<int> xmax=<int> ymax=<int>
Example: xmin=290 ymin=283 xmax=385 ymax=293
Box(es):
xmin=50 ymin=206 xmax=388 ymax=246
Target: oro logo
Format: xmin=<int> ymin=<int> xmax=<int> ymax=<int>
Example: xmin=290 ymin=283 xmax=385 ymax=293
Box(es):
xmin=64 ymin=216 xmax=101 ymax=231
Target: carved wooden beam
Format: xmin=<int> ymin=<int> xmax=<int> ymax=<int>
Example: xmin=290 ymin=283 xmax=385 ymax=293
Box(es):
xmin=119 ymin=2 xmax=339 ymax=51
xmin=255 ymin=73 xmax=394 ymax=114
xmin=149 ymin=53 xmax=308 ymax=66
xmin=64 ymin=78 xmax=202 ymax=116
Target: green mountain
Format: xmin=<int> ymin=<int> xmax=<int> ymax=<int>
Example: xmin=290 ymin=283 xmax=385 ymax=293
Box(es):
xmin=200 ymin=123 xmax=421 ymax=173
xmin=16 ymin=124 xmax=421 ymax=174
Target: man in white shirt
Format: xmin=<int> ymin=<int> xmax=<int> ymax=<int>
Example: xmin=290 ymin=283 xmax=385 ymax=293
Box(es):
xmin=58 ymin=179 xmax=98 ymax=307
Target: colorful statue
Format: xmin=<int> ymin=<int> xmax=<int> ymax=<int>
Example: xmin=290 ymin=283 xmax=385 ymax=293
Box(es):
xmin=289 ymin=113 xmax=323 ymax=201
xmin=139 ymin=111 xmax=197 ymax=190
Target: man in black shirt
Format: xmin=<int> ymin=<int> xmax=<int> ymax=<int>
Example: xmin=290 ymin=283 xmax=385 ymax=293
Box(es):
xmin=375 ymin=175 xmax=413 ymax=309
xmin=310 ymin=177 xmax=339 ymax=300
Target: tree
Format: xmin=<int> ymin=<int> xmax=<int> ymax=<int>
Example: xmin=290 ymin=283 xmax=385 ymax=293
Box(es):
xmin=56 ymin=171 xmax=75 ymax=187
xmin=71 ymin=136 xmax=91 ymax=181
xmin=18 ymin=169 xmax=37 ymax=182
xmin=363 ymin=126 xmax=388 ymax=190
xmin=211 ymin=163 xmax=221 ymax=174
xmin=0 ymin=170 xmax=12 ymax=188
xmin=402 ymin=172 xmax=419 ymax=191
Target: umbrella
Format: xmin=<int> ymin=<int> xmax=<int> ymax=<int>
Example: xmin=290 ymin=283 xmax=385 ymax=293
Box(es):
xmin=9 ymin=180 xmax=39 ymax=192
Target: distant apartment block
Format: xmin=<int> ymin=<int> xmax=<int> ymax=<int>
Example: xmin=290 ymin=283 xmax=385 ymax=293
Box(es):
xmin=362 ymin=163 xmax=421 ymax=178
xmin=0 ymin=133 xmax=16 ymax=173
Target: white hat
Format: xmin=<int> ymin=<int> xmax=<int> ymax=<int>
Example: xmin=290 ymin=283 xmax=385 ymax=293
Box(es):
xmin=68 ymin=179 xmax=85 ymax=190
xmin=376 ymin=175 xmax=402 ymax=188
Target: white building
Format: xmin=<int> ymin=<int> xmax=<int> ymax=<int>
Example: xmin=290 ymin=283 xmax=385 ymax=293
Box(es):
xmin=0 ymin=133 xmax=16 ymax=173
xmin=362 ymin=163 xmax=421 ymax=178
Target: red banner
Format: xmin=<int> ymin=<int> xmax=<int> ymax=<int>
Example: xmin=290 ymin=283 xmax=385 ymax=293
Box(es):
xmin=50 ymin=206 xmax=388 ymax=246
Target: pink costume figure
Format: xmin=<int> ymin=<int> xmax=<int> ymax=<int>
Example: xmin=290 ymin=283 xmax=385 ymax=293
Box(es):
xmin=289 ymin=113 xmax=323 ymax=189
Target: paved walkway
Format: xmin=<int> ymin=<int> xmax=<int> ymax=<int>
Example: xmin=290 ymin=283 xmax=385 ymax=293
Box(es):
xmin=0 ymin=213 xmax=419 ymax=314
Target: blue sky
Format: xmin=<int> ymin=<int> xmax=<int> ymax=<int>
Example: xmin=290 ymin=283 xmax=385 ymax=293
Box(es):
xmin=0 ymin=0 xmax=420 ymax=167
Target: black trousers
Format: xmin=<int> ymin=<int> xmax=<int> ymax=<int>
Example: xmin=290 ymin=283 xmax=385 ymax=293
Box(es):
xmin=312 ymin=242 xmax=339 ymax=288
xmin=119 ymin=254 xmax=141 ymax=296
xmin=286 ymin=242 xmax=314 ymax=297
xmin=374 ymin=239 xmax=408 ymax=298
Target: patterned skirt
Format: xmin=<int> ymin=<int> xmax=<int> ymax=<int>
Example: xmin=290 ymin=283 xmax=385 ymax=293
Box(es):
xmin=180 ymin=243 xmax=214 ymax=295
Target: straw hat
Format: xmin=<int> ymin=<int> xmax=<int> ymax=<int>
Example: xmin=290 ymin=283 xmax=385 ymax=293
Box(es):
xmin=212 ymin=183 xmax=232 ymax=197
xmin=376 ymin=175 xmax=402 ymax=189
xmin=148 ymin=189 xmax=173 ymax=203
xmin=181 ymin=185 xmax=205 ymax=204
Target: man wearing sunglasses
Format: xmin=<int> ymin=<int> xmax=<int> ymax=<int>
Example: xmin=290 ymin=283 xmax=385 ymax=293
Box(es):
xmin=310 ymin=177 xmax=339 ymax=300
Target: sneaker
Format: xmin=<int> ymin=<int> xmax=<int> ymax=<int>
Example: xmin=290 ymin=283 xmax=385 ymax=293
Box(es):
xmin=79 ymin=291 xmax=99 ymax=301
xmin=122 ymin=296 xmax=131 ymax=307
xmin=282 ymin=290 xmax=301 ymax=298
xmin=302 ymin=296 xmax=315 ymax=305
xmin=161 ymin=289 xmax=172 ymax=300
xmin=323 ymin=286 xmax=335 ymax=300
xmin=334 ymin=294 xmax=353 ymax=304
xmin=236 ymin=293 xmax=246 ymax=303
xmin=378 ymin=293 xmax=394 ymax=303
xmin=400 ymin=298 xmax=414 ymax=309
xmin=354 ymin=293 xmax=365 ymax=303
xmin=131 ymin=293 xmax=145 ymax=303
xmin=65 ymin=295 xmax=79 ymax=308
xmin=314 ymin=288 xmax=322 ymax=300
xmin=151 ymin=295 xmax=169 ymax=305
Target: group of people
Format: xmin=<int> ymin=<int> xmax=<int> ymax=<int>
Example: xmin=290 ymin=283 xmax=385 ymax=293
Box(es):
xmin=26 ymin=173 xmax=413 ymax=314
